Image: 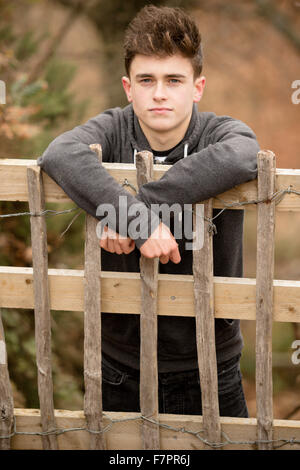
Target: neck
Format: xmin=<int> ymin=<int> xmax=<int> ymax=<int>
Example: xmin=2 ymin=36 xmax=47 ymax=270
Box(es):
xmin=141 ymin=130 xmax=185 ymax=151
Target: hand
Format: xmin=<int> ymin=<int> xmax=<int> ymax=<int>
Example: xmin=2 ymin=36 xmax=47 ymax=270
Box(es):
xmin=139 ymin=222 xmax=181 ymax=264
xmin=99 ymin=225 xmax=136 ymax=255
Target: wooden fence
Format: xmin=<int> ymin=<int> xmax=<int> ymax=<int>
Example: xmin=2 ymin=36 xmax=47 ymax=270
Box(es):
xmin=0 ymin=149 xmax=300 ymax=450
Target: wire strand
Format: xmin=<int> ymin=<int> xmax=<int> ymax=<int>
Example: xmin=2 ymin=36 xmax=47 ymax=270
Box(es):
xmin=1 ymin=414 xmax=300 ymax=449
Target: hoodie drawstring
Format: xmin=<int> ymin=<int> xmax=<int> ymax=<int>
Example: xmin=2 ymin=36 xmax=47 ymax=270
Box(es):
xmin=184 ymin=143 xmax=189 ymax=158
xmin=134 ymin=143 xmax=189 ymax=164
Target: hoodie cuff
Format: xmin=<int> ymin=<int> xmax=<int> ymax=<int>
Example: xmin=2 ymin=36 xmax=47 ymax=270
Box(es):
xmin=131 ymin=193 xmax=161 ymax=248
xmin=132 ymin=206 xmax=161 ymax=249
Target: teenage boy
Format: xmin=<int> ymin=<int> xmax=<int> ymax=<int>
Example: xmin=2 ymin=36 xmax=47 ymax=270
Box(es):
xmin=38 ymin=5 xmax=259 ymax=417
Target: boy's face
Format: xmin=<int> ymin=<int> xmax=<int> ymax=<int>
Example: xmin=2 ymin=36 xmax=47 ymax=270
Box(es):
xmin=122 ymin=54 xmax=205 ymax=150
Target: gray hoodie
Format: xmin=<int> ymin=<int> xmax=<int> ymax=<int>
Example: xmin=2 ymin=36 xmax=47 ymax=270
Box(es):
xmin=37 ymin=103 xmax=259 ymax=372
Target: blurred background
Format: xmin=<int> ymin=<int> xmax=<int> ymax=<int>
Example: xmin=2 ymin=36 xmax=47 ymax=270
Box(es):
xmin=0 ymin=0 xmax=299 ymax=420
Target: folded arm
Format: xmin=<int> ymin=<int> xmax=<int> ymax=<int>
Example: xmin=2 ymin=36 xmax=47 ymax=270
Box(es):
xmin=38 ymin=114 xmax=160 ymax=250
xmin=137 ymin=117 xmax=259 ymax=208
xmin=38 ymin=114 xmax=181 ymax=261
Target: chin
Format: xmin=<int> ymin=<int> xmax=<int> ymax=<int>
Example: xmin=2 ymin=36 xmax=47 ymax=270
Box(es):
xmin=138 ymin=114 xmax=179 ymax=135
xmin=147 ymin=118 xmax=176 ymax=131
xmin=151 ymin=125 xmax=174 ymax=133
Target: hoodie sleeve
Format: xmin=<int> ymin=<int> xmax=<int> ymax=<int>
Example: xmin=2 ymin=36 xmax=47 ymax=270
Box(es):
xmin=37 ymin=112 xmax=160 ymax=249
xmin=136 ymin=116 xmax=259 ymax=208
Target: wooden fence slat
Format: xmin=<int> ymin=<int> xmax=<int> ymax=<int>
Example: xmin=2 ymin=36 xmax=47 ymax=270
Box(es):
xmin=83 ymin=144 xmax=106 ymax=450
xmin=193 ymin=199 xmax=221 ymax=448
xmin=27 ymin=166 xmax=58 ymax=450
xmin=256 ymin=150 xmax=276 ymax=450
xmin=136 ymin=151 xmax=160 ymax=450
xmin=0 ymin=309 xmax=14 ymax=450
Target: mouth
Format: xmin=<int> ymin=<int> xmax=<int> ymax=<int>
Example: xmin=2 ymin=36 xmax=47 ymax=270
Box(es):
xmin=149 ymin=107 xmax=172 ymax=114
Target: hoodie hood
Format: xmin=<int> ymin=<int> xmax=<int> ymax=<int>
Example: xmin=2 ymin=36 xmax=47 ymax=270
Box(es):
xmin=125 ymin=103 xmax=203 ymax=165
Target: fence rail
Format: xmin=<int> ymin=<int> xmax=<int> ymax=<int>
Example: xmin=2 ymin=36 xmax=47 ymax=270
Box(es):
xmin=0 ymin=158 xmax=300 ymax=210
xmin=1 ymin=269 xmax=299 ymax=322
xmin=0 ymin=150 xmax=300 ymax=450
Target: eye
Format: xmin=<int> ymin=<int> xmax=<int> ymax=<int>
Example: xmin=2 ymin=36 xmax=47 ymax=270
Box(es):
xmin=140 ymin=78 xmax=153 ymax=85
xmin=168 ymin=78 xmax=181 ymax=85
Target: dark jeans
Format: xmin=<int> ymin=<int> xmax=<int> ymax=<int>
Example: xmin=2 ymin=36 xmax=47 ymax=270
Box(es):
xmin=102 ymin=353 xmax=248 ymax=417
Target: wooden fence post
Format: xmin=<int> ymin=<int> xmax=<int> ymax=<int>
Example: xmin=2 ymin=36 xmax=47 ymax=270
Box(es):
xmin=27 ymin=166 xmax=58 ymax=450
xmin=193 ymin=199 xmax=221 ymax=449
xmin=256 ymin=150 xmax=276 ymax=450
xmin=83 ymin=144 xmax=106 ymax=450
xmin=0 ymin=309 xmax=14 ymax=450
xmin=136 ymin=151 xmax=160 ymax=450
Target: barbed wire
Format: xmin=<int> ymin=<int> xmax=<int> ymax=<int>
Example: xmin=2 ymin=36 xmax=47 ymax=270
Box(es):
xmin=0 ymin=207 xmax=79 ymax=219
xmin=0 ymin=207 xmax=82 ymax=239
xmin=122 ymin=178 xmax=138 ymax=193
xmin=73 ymin=184 xmax=300 ymax=237
xmin=0 ymin=185 xmax=299 ymax=239
xmin=1 ymin=413 xmax=300 ymax=450
xmin=213 ymin=185 xmax=300 ymax=219
xmin=206 ymin=185 xmax=300 ymax=234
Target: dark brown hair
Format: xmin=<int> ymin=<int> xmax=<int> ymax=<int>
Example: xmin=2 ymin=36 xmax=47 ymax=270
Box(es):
xmin=124 ymin=5 xmax=203 ymax=77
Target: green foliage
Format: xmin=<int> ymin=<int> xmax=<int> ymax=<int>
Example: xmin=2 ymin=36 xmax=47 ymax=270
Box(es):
xmin=241 ymin=320 xmax=298 ymax=398
xmin=51 ymin=310 xmax=84 ymax=410
xmin=28 ymin=60 xmax=78 ymax=124
xmin=1 ymin=308 xmax=39 ymax=408
xmin=0 ymin=1 xmax=89 ymax=409
xmin=45 ymin=204 xmax=85 ymax=269
xmin=0 ymin=24 xmax=15 ymax=43
xmin=14 ymin=30 xmax=44 ymax=61
xmin=1 ymin=17 xmax=88 ymax=149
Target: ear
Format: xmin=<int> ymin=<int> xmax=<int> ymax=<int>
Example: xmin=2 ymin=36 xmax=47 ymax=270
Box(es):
xmin=193 ymin=76 xmax=206 ymax=103
xmin=122 ymin=76 xmax=132 ymax=102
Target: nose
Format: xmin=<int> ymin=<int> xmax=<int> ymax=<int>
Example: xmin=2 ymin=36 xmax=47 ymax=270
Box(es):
xmin=153 ymin=81 xmax=167 ymax=101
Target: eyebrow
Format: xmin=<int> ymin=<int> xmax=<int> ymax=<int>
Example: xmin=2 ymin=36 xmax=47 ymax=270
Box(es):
xmin=135 ymin=73 xmax=187 ymax=79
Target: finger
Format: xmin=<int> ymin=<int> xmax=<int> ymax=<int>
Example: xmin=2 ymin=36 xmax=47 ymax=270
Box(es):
xmin=170 ymin=245 xmax=181 ymax=264
xmin=113 ymin=238 xmax=124 ymax=255
xmin=140 ymin=245 xmax=157 ymax=259
xmin=101 ymin=225 xmax=108 ymax=238
xmin=107 ymin=236 xmax=116 ymax=253
xmin=127 ymin=239 xmax=136 ymax=253
xmin=120 ymin=238 xmax=135 ymax=254
xmin=159 ymin=254 xmax=170 ymax=264
xmin=99 ymin=233 xmax=108 ymax=250
xmin=99 ymin=225 xmax=108 ymax=245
